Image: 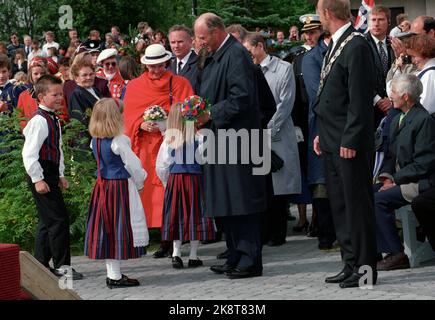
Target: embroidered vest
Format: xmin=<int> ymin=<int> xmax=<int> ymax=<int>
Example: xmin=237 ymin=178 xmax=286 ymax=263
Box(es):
xmin=35 ymin=108 xmax=61 ymax=165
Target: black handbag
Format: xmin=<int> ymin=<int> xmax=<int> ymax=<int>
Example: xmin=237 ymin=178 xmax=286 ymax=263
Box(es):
xmin=271 ymin=150 xmax=284 ymax=173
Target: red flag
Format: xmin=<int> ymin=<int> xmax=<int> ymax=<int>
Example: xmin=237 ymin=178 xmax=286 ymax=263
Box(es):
xmin=354 ymin=0 xmax=376 ymax=33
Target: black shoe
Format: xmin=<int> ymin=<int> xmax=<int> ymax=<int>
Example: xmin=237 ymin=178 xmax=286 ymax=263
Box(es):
xmin=216 ymin=249 xmax=229 ymax=260
xmin=201 ymin=239 xmax=220 ymax=245
xmin=267 ymin=239 xmax=286 ymax=247
xmin=172 ymin=256 xmax=184 ymax=269
xmin=292 ymin=221 xmax=309 ymax=233
xmin=325 ymin=266 xmax=353 ymax=283
xmin=106 ymin=274 xmax=140 ymax=289
xmin=188 ymin=259 xmax=203 ymax=268
xmin=225 ymin=267 xmax=262 ymax=279
xmin=153 ymin=248 xmax=170 ymax=259
xmin=51 ymin=267 xmax=84 ymax=280
xmin=287 ymin=214 xmax=297 ymax=221
xmin=339 ymin=271 xmax=378 ymax=289
xmin=210 ymin=263 xmax=234 ymax=274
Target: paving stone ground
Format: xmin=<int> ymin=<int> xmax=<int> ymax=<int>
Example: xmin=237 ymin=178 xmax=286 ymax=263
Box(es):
xmin=70 ymin=206 xmax=435 ymax=300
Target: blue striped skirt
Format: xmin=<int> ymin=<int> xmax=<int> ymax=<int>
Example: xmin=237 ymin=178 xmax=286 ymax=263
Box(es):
xmin=84 ymin=178 xmax=146 ymax=260
xmin=161 ymin=174 xmax=215 ymax=241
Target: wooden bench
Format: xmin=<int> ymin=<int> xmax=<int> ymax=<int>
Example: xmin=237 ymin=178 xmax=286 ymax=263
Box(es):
xmin=395 ymin=205 xmax=435 ymax=268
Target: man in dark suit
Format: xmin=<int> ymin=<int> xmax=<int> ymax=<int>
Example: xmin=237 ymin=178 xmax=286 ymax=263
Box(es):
xmin=314 ymin=0 xmax=378 ymax=288
xmin=365 ymin=5 xmax=396 ymax=128
xmin=168 ymin=25 xmax=199 ymax=93
xmin=194 ymin=13 xmax=267 ymax=279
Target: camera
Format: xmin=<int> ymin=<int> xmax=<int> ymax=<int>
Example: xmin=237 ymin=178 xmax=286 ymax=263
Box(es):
xmin=402 ymin=55 xmax=412 ymax=65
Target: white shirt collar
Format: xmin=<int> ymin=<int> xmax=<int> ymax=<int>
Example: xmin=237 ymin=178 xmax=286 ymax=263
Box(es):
xmin=259 ymin=55 xmax=272 ymax=68
xmin=216 ymin=34 xmax=230 ymax=53
xmin=331 ymin=22 xmax=352 ymax=52
xmin=38 ymin=104 xmax=55 ymax=113
xmin=370 ymin=34 xmax=387 ymax=46
xmin=177 ymin=50 xmax=192 ymax=67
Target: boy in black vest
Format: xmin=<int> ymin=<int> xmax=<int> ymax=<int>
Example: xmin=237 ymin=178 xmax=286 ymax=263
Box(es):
xmin=22 ymin=75 xmax=83 ymax=280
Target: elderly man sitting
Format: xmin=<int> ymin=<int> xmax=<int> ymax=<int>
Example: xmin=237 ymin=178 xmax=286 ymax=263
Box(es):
xmin=375 ymin=74 xmax=435 ymax=271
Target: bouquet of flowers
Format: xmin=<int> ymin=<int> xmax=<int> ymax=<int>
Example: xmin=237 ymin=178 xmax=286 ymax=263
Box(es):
xmin=143 ymin=105 xmax=168 ymax=122
xmin=143 ymin=105 xmax=167 ymax=133
xmin=181 ymin=95 xmax=211 ymax=122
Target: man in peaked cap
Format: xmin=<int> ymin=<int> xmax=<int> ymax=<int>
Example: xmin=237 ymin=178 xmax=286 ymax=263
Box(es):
xmin=300 ymin=14 xmax=323 ymax=49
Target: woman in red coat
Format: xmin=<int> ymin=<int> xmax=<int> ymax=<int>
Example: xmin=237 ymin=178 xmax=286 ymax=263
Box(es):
xmin=17 ymin=59 xmax=69 ymax=129
xmin=123 ymin=44 xmax=193 ymax=257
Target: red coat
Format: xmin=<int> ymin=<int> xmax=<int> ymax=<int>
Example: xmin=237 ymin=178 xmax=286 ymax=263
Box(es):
xmin=123 ymin=71 xmax=193 ymax=228
xmin=17 ymin=89 xmax=69 ymax=129
xmin=96 ymin=69 xmax=127 ymax=99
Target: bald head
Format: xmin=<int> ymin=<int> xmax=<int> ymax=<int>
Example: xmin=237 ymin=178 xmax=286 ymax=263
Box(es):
xmin=194 ymin=12 xmax=228 ymax=52
xmin=194 ymin=13 xmax=226 ymax=32
xmin=411 ymin=16 xmax=435 ymax=37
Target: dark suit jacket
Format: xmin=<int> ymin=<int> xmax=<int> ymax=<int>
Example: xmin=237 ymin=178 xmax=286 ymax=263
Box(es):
xmin=365 ymin=33 xmax=396 ymax=126
xmin=380 ymin=104 xmax=435 ymax=187
xmin=68 ymin=86 xmax=101 ymax=126
xmin=169 ymin=51 xmax=200 ymax=94
xmin=314 ymin=25 xmax=376 ymax=153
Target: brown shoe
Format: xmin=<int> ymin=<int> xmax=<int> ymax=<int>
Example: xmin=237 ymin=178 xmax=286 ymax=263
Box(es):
xmin=377 ymin=252 xmax=410 ymax=271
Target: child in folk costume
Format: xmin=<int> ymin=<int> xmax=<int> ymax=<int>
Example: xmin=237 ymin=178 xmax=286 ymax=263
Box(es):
xmin=22 ymin=75 xmax=83 ymax=280
xmin=85 ymin=98 xmax=149 ymax=289
xmin=156 ymin=103 xmax=215 ymax=269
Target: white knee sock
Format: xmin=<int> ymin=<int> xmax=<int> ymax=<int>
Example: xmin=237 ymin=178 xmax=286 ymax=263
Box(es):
xmin=173 ymin=240 xmax=182 ymax=257
xmin=189 ymin=240 xmax=199 ymax=260
xmin=105 ymin=259 xmax=122 ymax=280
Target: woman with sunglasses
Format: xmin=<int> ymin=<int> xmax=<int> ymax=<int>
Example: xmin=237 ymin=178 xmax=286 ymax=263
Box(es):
xmin=96 ymin=48 xmax=127 ymax=100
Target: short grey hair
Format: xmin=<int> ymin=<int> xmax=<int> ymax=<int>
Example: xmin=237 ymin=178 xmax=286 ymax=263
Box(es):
xmin=196 ymin=13 xmax=226 ymax=32
xmin=391 ymin=74 xmax=423 ymax=103
xmin=168 ymin=25 xmax=194 ymax=38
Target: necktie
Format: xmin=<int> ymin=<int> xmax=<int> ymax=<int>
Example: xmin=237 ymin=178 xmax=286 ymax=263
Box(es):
xmin=177 ymin=60 xmax=183 ymax=74
xmin=325 ymin=39 xmax=334 ymax=63
xmin=399 ymin=112 xmax=406 ymax=128
xmin=378 ymin=41 xmax=388 ymax=76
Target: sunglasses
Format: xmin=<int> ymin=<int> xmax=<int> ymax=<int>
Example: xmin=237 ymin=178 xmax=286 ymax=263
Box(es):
xmin=104 ymin=62 xmax=117 ymax=67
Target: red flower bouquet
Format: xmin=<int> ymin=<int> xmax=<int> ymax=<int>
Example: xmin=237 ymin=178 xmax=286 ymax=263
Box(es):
xmin=181 ymin=95 xmax=211 ymax=122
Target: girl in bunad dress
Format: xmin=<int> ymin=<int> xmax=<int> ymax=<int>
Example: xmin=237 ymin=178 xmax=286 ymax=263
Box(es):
xmin=85 ymin=98 xmax=149 ymax=289
xmin=156 ymin=103 xmax=215 ymax=269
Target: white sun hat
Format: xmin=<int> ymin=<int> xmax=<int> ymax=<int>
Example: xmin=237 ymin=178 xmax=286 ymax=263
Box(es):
xmin=140 ymin=44 xmax=172 ymax=65
xmin=96 ymin=48 xmax=118 ymax=64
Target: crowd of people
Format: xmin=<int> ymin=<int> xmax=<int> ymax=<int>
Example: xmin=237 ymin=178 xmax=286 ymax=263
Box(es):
xmin=1 ymin=0 xmax=435 ymax=290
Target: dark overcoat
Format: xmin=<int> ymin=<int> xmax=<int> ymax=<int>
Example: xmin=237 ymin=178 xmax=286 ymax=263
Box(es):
xmin=199 ymin=35 xmax=267 ymax=217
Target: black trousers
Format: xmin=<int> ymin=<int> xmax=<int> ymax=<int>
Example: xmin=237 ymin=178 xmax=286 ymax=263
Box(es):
xmin=29 ymin=161 xmax=71 ymax=269
xmin=265 ymin=194 xmax=290 ymax=243
xmin=312 ymin=197 xmax=336 ymax=246
xmin=412 ymin=187 xmax=435 ymax=251
xmin=323 ymin=152 xmax=377 ymax=270
xmin=221 ymin=213 xmax=262 ymax=271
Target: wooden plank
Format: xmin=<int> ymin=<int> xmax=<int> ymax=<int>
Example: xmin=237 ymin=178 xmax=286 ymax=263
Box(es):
xmin=19 ymin=251 xmax=81 ymax=300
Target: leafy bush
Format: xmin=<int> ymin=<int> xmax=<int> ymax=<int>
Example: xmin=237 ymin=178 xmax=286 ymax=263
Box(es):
xmin=0 ymin=112 xmax=95 ymax=253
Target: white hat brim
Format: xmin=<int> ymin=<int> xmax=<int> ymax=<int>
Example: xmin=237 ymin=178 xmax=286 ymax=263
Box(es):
xmin=140 ymin=51 xmax=172 ymax=65
xmin=97 ymin=48 xmax=118 ymax=64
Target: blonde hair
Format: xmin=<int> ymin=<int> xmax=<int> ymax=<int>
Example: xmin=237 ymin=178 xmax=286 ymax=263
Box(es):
xmin=89 ymin=98 xmax=124 ymax=138
xmin=165 ymin=103 xmax=195 ymax=149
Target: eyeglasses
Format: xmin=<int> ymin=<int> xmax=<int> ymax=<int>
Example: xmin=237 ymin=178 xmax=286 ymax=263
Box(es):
xmin=104 ymin=62 xmax=117 ymax=67
xmin=78 ymin=72 xmax=95 ymax=78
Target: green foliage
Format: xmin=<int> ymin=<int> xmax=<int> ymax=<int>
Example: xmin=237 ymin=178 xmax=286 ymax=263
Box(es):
xmin=0 ymin=0 xmax=315 ymax=44
xmin=0 ymin=112 xmax=95 ymax=253
xmin=0 ymin=111 xmax=37 ymax=250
